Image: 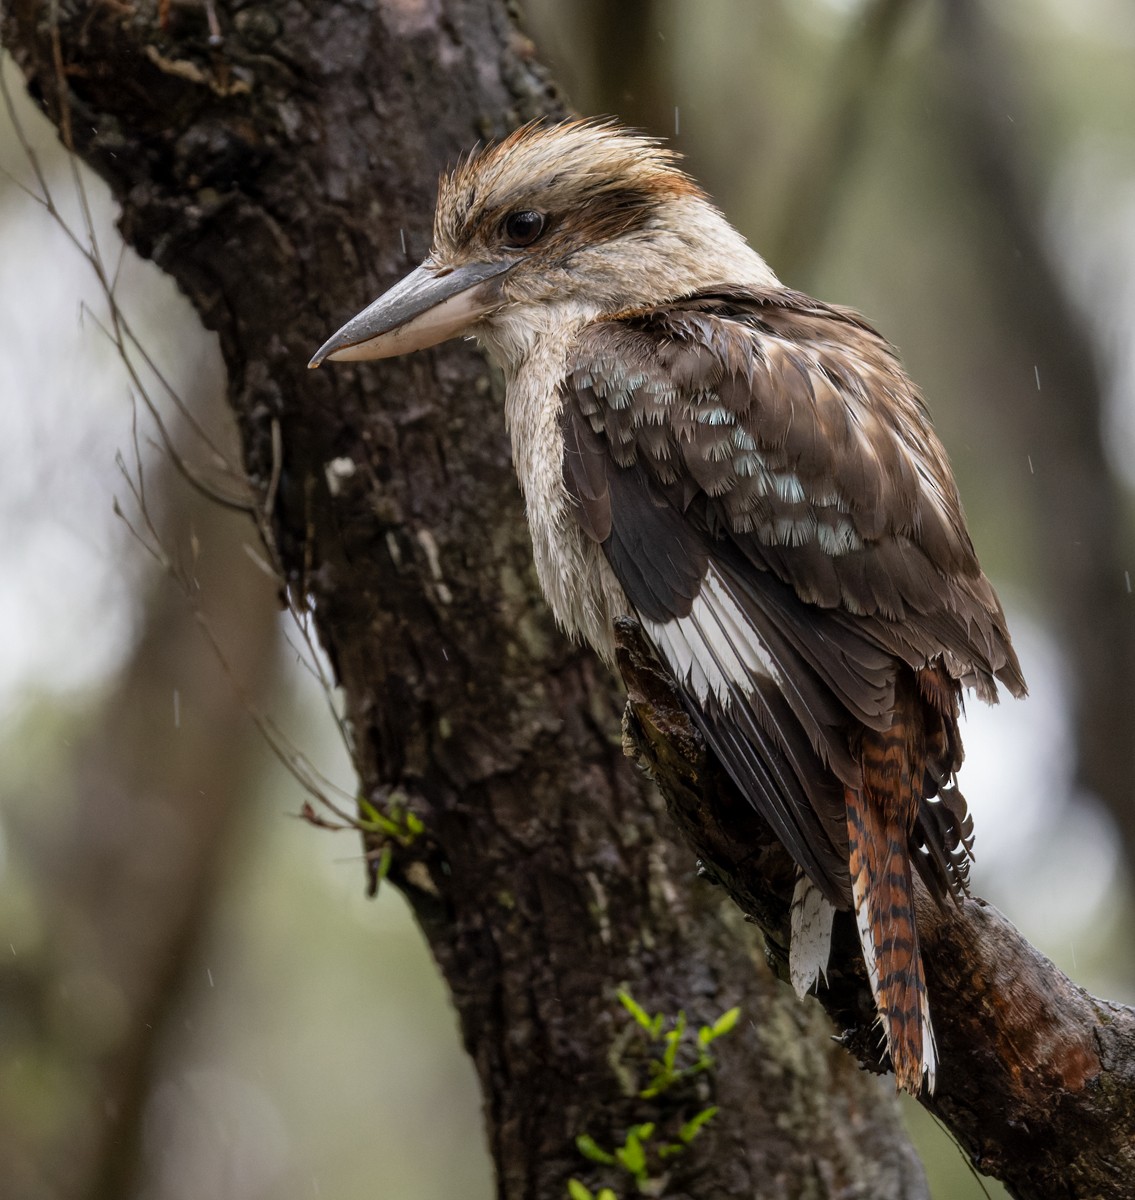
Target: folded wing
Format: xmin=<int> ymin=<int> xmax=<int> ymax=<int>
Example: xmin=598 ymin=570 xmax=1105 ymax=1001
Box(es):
xmin=559 ymin=288 xmax=1024 ymax=910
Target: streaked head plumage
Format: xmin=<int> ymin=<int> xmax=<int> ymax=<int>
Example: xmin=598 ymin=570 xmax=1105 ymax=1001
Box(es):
xmin=310 ymin=118 xmax=776 ymax=371
xmin=432 ymin=119 xmax=703 ymax=263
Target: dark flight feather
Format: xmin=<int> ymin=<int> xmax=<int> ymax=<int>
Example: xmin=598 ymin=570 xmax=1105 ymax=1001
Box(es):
xmin=559 ymin=286 xmax=1023 ymax=912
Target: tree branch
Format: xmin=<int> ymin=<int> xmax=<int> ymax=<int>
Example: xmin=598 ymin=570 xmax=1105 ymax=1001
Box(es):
xmin=617 ymin=617 xmax=1135 ymax=1200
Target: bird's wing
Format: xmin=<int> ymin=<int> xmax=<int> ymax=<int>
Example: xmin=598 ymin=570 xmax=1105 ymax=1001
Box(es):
xmin=560 ymin=289 xmax=1023 ymax=904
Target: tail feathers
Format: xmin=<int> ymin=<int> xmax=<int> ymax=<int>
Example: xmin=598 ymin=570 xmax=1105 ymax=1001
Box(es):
xmin=789 ymin=872 xmax=835 ymax=998
xmin=847 ymin=786 xmax=937 ymax=1095
xmin=914 ymin=782 xmax=975 ymax=903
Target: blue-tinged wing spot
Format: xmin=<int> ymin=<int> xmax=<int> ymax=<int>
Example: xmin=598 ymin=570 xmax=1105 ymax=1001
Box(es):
xmin=695 ymin=404 xmax=733 ymax=426
xmin=773 ymin=472 xmax=807 ymax=504
xmin=817 ymin=518 xmax=863 ymax=555
xmin=734 ymin=450 xmax=768 ymax=478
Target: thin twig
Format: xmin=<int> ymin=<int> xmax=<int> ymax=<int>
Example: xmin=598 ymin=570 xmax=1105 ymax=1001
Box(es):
xmin=48 ymin=0 xmax=73 ymax=151
xmin=77 ymin=301 xmax=255 ymax=512
xmin=2 ymin=48 xmax=361 ymax=828
xmin=264 ymin=417 xmax=283 ymax=532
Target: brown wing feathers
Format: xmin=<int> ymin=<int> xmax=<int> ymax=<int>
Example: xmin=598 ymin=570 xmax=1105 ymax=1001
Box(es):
xmin=563 ymin=412 xmax=855 ymax=900
xmin=561 ymin=288 xmax=1023 ymax=1094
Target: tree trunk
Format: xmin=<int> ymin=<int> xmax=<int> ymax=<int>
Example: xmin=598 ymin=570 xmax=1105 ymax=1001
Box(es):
xmin=7 ymin=3 xmax=1128 ymax=1198
xmin=0 ymin=3 xmax=927 ymax=1197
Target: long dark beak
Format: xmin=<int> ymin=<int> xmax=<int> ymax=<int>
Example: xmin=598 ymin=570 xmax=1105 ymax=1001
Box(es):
xmin=309 ymin=258 xmax=515 ymax=368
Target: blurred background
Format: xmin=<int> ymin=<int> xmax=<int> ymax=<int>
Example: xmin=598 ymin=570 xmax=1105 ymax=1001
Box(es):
xmin=1 ymin=1 xmax=1133 ymax=1197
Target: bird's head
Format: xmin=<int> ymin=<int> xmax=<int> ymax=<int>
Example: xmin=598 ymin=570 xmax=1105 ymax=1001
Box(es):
xmin=309 ymin=120 xmax=777 ymax=373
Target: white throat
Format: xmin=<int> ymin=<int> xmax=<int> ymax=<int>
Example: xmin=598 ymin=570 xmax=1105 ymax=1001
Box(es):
xmin=473 ymin=193 xmax=784 ymax=661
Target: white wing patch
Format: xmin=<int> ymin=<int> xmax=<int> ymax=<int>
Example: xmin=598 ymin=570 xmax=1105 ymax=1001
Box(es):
xmin=789 ymin=873 xmax=835 ymax=997
xmin=643 ymin=564 xmax=780 ymax=704
xmin=644 ymin=606 xmax=717 ymax=700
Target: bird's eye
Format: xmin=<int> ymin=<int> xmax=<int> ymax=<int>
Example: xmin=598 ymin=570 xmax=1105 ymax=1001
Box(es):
xmin=503 ymin=210 xmax=546 ymax=247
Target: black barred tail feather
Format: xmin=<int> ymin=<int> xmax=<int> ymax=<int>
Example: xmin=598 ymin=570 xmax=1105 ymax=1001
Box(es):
xmin=846 ymin=776 xmax=937 ymax=1096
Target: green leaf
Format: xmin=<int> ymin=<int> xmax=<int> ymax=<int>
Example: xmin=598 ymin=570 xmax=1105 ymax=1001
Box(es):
xmin=663 ymin=1032 xmax=678 ymax=1071
xmin=643 ymin=1057 xmax=674 ymax=1097
xmin=662 ymin=1014 xmax=684 ymax=1074
xmin=633 ymin=1123 xmax=655 ymax=1141
xmin=375 ymin=844 xmax=393 ymax=883
xmin=358 ymin=796 xmax=381 ymax=823
xmin=576 ymin=1134 xmax=616 ymax=1166
xmin=657 ymin=1143 xmax=684 ymax=1160
xmin=597 ymin=1191 xmax=619 ymax=1200
xmin=679 ymin=1106 xmax=719 ymax=1143
xmin=566 ymin=1180 xmax=593 ymax=1200
xmin=616 ymin=1131 xmax=646 ymax=1178
xmin=710 ymin=1007 xmax=741 ymax=1038
xmin=404 ymin=811 xmax=425 ymax=835
xmin=616 ymin=989 xmax=655 ymax=1032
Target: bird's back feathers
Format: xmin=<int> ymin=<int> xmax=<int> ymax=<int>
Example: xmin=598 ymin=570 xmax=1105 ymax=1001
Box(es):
xmin=559 ymin=287 xmax=1022 ymax=1091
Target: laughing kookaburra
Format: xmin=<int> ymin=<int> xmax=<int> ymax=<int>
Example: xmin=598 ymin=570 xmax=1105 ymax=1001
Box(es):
xmin=310 ymin=120 xmax=1025 ymax=1095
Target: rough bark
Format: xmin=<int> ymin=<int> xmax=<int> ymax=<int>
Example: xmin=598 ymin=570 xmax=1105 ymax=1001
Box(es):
xmin=617 ymin=620 xmax=1135 ymax=1200
xmin=0 ymin=3 xmax=927 ymax=1199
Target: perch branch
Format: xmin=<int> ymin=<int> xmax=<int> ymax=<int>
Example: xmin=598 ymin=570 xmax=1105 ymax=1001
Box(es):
xmin=616 ymin=617 xmax=1135 ymax=1200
